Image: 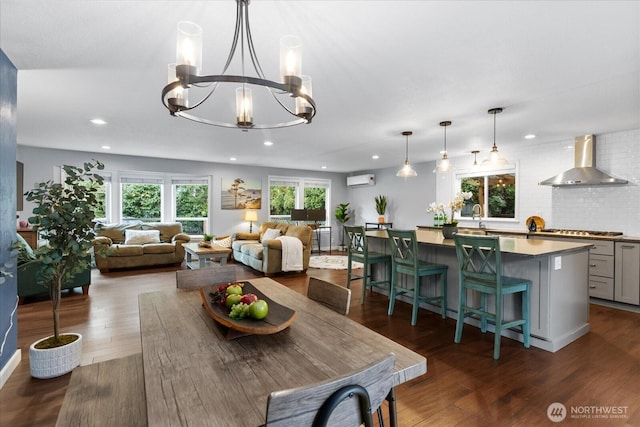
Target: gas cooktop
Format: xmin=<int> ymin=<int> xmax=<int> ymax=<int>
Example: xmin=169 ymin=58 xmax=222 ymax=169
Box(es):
xmin=540 ymin=229 xmax=623 ymax=237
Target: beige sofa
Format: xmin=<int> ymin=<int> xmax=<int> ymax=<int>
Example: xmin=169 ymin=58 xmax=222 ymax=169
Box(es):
xmin=232 ymin=222 xmax=313 ymax=275
xmin=92 ymin=221 xmax=190 ymax=272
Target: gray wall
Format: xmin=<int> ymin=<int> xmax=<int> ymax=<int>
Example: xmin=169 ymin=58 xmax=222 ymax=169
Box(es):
xmin=17 ymin=146 xmax=350 ymax=247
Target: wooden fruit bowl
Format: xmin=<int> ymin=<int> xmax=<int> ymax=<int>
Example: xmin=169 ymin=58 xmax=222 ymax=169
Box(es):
xmin=199 ymin=281 xmax=296 ymax=340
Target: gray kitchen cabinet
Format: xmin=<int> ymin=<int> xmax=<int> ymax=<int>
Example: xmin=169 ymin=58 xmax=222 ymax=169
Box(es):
xmin=530 ymin=235 xmax=615 ymax=300
xmin=614 ymin=242 xmax=640 ymax=305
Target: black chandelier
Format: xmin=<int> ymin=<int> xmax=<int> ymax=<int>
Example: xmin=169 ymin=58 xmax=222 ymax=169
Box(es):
xmin=161 ymin=0 xmax=317 ymax=130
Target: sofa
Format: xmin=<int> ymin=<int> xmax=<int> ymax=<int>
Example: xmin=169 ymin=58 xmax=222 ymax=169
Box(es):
xmin=16 ymin=234 xmax=91 ymax=304
xmin=232 ymin=222 xmax=313 ymax=275
xmin=92 ymin=221 xmax=190 ymax=272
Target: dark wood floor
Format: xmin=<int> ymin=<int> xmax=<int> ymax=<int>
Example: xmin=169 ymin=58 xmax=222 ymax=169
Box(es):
xmin=2 ymin=259 xmax=639 ymax=426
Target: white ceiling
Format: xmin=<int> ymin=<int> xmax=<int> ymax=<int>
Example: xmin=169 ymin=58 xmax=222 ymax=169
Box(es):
xmin=2 ymin=0 xmax=639 ymax=173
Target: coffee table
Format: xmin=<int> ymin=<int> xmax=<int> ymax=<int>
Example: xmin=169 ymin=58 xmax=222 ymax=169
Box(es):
xmin=182 ymin=242 xmax=232 ymax=269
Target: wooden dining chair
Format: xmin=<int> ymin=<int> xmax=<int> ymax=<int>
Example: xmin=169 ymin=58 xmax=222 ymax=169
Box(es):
xmin=386 ymin=229 xmax=448 ymax=326
xmin=175 ymin=265 xmax=236 ymax=289
xmin=264 ymin=353 xmax=396 ymax=427
xmin=453 ymin=234 xmax=531 ymax=359
xmin=344 ymin=225 xmax=392 ymax=304
xmin=307 ymin=276 xmax=352 ymax=315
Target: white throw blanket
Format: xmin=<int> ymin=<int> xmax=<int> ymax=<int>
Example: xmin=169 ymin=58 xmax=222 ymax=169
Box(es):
xmin=276 ymin=236 xmax=304 ymax=272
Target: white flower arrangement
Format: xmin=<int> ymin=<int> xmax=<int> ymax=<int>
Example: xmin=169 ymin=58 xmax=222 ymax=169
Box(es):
xmin=427 ymin=191 xmax=472 ymax=226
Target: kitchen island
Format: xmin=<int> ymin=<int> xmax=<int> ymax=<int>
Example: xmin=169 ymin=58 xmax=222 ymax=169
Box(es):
xmin=367 ymin=228 xmax=592 ymax=352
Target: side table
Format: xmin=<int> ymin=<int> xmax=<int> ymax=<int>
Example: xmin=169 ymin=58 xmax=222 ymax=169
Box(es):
xmin=17 ymin=227 xmax=38 ymax=249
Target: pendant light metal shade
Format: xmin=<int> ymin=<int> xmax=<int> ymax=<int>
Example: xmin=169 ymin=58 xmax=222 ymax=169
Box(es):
xmin=397 ymin=131 xmax=417 ymax=177
xmin=438 ymin=121 xmax=451 ymax=172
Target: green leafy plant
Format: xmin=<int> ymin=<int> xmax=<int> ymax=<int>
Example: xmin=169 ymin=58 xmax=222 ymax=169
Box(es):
xmin=334 ymin=203 xmax=350 ymax=224
xmin=25 ymin=160 xmax=104 ymax=347
xmin=375 ymin=195 xmax=387 ymax=216
xmin=334 ymin=203 xmax=351 ymax=250
xmin=203 ymin=233 xmax=214 ymax=242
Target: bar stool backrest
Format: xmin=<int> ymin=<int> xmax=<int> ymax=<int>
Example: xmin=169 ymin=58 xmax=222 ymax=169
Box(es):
xmin=386 ymin=229 xmax=419 ymax=271
xmin=454 ymin=234 xmax=504 ymax=291
xmin=345 ymin=225 xmax=369 ymax=257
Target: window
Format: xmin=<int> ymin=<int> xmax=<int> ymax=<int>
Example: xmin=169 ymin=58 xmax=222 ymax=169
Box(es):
xmin=85 ymin=180 xmax=110 ymax=223
xmin=172 ymin=177 xmax=209 ymax=234
xmin=120 ymin=176 xmax=163 ymax=223
xmin=269 ymin=177 xmax=331 ymax=223
xmin=457 ymin=165 xmax=517 ymax=220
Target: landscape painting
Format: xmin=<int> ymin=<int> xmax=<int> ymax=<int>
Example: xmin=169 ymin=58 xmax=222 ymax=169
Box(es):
xmin=221 ymin=177 xmax=262 ymax=210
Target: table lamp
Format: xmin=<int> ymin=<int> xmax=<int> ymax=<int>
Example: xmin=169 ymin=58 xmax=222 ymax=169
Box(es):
xmin=244 ymin=210 xmax=258 ymax=233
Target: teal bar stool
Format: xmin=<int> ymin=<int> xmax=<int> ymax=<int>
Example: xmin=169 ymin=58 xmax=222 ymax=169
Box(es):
xmin=386 ymin=229 xmax=448 ymax=326
xmin=344 ymin=226 xmax=392 ymax=304
xmin=453 ymin=234 xmax=531 ymax=360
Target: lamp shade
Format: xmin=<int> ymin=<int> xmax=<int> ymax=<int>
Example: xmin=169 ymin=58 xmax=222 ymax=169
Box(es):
xmin=244 ymin=211 xmax=258 ymax=222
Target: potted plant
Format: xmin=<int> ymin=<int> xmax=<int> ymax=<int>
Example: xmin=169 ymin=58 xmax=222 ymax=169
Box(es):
xmin=334 ymin=203 xmax=351 ymax=251
xmin=375 ymin=195 xmax=387 ymax=223
xmin=24 ymin=160 xmax=104 ymax=378
xmin=440 ymin=191 xmax=473 ymax=239
xmin=200 ymin=233 xmax=214 ymax=248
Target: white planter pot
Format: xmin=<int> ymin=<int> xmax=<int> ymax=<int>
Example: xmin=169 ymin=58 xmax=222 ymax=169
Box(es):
xmin=29 ymin=333 xmax=82 ymax=379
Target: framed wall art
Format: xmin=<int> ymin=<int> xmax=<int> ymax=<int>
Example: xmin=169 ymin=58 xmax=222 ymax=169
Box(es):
xmin=221 ymin=177 xmax=262 ymax=209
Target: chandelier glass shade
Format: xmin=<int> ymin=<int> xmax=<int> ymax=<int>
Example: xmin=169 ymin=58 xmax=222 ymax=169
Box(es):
xmin=482 ymin=107 xmax=508 ymax=166
xmin=161 ymin=0 xmax=317 ymax=130
xmin=438 ymin=121 xmax=451 ymax=172
xmin=397 ymin=131 xmax=417 ymax=177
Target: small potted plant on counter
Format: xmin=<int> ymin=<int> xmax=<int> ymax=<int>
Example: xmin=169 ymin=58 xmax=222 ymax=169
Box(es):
xmin=441 ymin=191 xmax=473 ymax=239
xmin=25 ymin=160 xmax=104 ymax=379
xmin=375 ymin=195 xmax=387 ymax=223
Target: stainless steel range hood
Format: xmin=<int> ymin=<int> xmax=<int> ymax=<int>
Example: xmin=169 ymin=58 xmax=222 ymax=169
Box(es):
xmin=539 ymin=135 xmax=628 ymax=186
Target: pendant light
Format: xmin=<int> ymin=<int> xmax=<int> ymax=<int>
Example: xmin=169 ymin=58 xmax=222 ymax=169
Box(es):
xmin=397 ymin=131 xmax=417 ymax=177
xmin=482 ymin=107 xmax=508 ymax=166
xmin=438 ymin=121 xmax=451 ymax=172
xmin=471 ymin=150 xmax=480 ymax=168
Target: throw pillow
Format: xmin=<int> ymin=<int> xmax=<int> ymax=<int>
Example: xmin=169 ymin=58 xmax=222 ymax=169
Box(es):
xmin=261 ymin=228 xmax=281 ymax=242
xmin=212 ymin=236 xmax=232 ymax=248
xmin=124 ymin=229 xmax=161 ymax=245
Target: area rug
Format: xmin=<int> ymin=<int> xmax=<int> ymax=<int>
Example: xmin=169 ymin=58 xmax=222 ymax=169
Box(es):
xmin=309 ymin=255 xmax=363 ymax=270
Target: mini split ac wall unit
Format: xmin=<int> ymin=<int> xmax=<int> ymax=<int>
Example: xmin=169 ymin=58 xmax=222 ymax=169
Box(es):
xmin=346 ymin=174 xmax=375 ymax=187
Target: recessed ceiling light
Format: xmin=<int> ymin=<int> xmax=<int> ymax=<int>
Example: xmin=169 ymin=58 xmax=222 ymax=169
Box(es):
xmin=321 ymin=165 xmax=327 ymax=169
xmin=230 ymin=157 xmax=237 ymax=161
xmin=90 ymin=118 xmax=107 ymax=125
xmin=372 ymin=155 xmax=379 ymax=159
xmin=524 ymin=134 xmax=536 ymax=139
xmin=263 ymin=141 xmax=273 ymax=146
xmin=101 ymin=145 xmax=111 ymax=150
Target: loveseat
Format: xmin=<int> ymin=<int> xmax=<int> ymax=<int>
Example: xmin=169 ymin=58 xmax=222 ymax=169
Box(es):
xmin=92 ymin=221 xmax=190 ymax=272
xmin=16 ymin=234 xmax=91 ymax=304
xmin=232 ymin=222 xmax=313 ymax=275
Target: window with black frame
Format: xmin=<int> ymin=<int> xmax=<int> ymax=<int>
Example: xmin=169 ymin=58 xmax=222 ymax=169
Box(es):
xmin=458 ymin=167 xmax=517 ymax=220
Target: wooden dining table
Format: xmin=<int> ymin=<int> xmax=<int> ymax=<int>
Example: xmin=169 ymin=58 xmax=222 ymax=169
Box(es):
xmin=138 ymin=277 xmax=427 ymax=426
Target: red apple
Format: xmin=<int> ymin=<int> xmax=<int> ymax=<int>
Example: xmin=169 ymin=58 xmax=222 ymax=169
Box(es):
xmin=240 ymin=293 xmax=258 ymax=305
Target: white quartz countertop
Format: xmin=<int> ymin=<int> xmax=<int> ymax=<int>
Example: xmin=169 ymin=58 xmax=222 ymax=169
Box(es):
xmin=367 ymin=228 xmax=592 ymax=257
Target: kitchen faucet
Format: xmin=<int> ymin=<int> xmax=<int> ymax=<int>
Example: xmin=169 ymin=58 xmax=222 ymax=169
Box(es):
xmin=472 ymin=204 xmax=485 ymax=229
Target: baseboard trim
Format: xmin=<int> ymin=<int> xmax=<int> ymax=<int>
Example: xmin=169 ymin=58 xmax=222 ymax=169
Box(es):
xmin=0 ymin=349 xmax=21 ymax=389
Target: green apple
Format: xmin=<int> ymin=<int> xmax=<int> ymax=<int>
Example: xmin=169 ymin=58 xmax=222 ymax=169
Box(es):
xmin=225 ymin=293 xmax=243 ymax=310
xmin=248 ymin=300 xmax=268 ymax=320
xmin=225 ymin=284 xmax=243 ymax=295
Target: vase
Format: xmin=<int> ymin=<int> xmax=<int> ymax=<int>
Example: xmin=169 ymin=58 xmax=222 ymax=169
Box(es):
xmin=441 ymin=225 xmax=458 ymax=239
xmin=30 ymin=333 xmax=82 ymax=379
